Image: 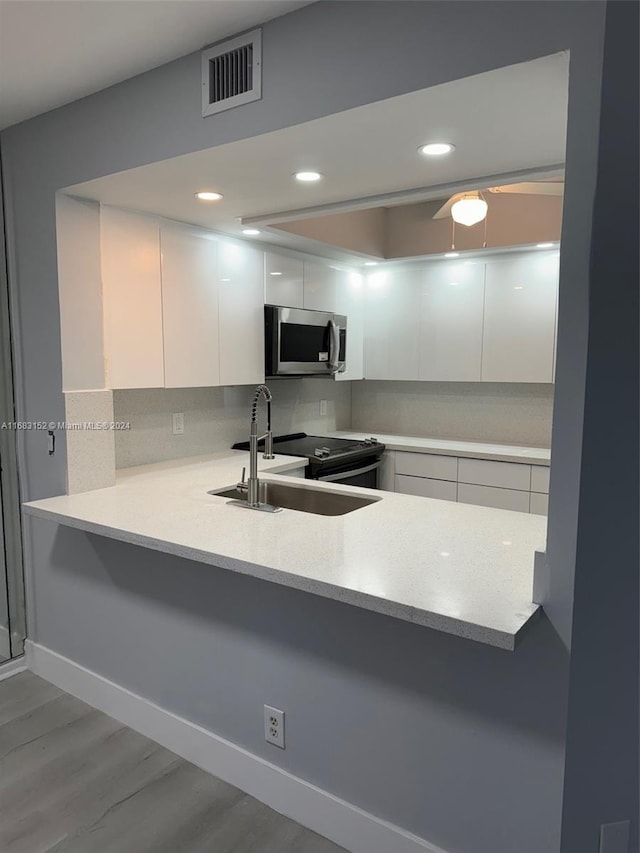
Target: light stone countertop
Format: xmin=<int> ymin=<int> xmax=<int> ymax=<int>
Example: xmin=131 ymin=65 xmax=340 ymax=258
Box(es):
xmin=328 ymin=431 xmax=551 ymax=465
xmin=23 ymin=450 xmax=546 ymax=651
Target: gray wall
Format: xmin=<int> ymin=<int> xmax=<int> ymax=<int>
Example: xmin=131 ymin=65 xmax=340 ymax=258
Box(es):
xmin=557 ymin=3 xmax=639 ymax=850
xmin=4 ymin=2 xmax=636 ymax=851
xmin=31 ymin=516 xmax=569 ymax=853
xmin=352 ymin=381 xmax=553 ymax=447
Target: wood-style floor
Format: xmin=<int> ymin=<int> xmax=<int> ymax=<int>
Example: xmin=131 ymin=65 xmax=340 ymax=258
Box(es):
xmin=0 ymin=671 xmax=347 ymax=853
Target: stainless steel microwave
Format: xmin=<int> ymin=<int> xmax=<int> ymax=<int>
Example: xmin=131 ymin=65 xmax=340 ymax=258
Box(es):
xmin=265 ymin=305 xmax=347 ymax=377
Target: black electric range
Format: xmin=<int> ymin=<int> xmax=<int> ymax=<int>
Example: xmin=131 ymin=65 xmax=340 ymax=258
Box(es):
xmin=232 ymin=433 xmax=385 ymax=488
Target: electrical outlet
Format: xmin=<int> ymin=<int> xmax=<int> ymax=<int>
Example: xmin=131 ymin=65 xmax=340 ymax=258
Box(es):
xmin=319 ymin=399 xmax=327 ymax=416
xmin=172 ymin=412 xmax=185 ymax=435
xmin=599 ymin=821 xmax=630 ymax=853
xmin=264 ymin=704 xmax=285 ymax=749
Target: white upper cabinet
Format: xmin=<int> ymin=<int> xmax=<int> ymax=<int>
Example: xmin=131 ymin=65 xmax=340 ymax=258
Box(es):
xmin=265 ymin=252 xmax=304 ymax=308
xmin=160 ymin=227 xmax=219 ymax=388
xmin=481 ymin=252 xmax=559 ymax=383
xmin=334 ymin=269 xmax=364 ymax=381
xmin=217 ymin=239 xmax=265 ymax=386
xmin=101 ymin=206 xmax=164 ymax=389
xmin=303 ymin=261 xmax=337 ymax=312
xmin=419 ymin=261 xmax=485 ymax=381
xmin=364 ymin=267 xmax=421 ymax=380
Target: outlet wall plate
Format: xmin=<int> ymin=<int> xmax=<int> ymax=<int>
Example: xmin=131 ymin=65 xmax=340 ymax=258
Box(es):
xmin=599 ymin=820 xmax=630 ymax=853
xmin=264 ymin=704 xmax=285 ymax=749
xmin=172 ymin=412 xmax=185 ymax=435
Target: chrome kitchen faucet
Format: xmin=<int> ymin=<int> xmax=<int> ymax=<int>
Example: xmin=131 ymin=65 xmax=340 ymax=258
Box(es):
xmin=236 ymin=384 xmax=280 ymax=512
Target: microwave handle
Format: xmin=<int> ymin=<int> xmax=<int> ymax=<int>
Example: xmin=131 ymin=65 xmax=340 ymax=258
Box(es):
xmin=328 ymin=319 xmax=344 ymax=374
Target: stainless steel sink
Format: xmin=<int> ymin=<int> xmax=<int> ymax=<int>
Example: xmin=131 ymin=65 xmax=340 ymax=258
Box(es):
xmin=208 ymin=481 xmax=380 ymax=516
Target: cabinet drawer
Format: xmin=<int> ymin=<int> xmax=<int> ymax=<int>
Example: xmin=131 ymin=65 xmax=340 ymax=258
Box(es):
xmin=530 ymin=492 xmax=549 ymax=515
xmin=395 ymin=475 xmax=457 ymax=502
xmin=395 ymin=451 xmax=457 ymax=481
xmin=458 ymin=458 xmax=531 ymax=491
xmin=530 ymin=466 xmax=550 ymax=494
xmin=458 ymin=483 xmax=530 ymax=513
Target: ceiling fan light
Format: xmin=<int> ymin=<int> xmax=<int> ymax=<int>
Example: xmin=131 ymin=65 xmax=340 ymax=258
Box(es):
xmin=451 ymin=196 xmax=488 ymax=227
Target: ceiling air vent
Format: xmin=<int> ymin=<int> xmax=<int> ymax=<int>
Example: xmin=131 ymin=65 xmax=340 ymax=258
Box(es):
xmin=202 ymin=29 xmax=262 ymax=117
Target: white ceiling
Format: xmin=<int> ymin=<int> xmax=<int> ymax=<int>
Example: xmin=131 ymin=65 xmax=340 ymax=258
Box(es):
xmin=0 ymin=0 xmax=310 ymax=130
xmin=66 ymin=52 xmax=569 ymax=260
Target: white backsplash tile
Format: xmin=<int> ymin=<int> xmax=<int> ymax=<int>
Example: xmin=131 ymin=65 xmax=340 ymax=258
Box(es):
xmin=351 ymin=381 xmax=553 ymax=447
xmin=113 ymin=378 xmax=352 ymax=468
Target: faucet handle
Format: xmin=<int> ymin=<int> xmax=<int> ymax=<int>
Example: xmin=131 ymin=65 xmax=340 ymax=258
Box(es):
xmin=237 ymin=467 xmax=248 ymax=494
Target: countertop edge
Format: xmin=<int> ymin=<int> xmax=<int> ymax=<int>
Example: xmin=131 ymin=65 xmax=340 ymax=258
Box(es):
xmin=22 ymin=502 xmax=535 ymax=651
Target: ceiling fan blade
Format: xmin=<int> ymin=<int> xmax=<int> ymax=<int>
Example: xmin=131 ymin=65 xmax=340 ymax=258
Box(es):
xmin=432 ymin=193 xmax=463 ymax=220
xmin=488 ymin=182 xmax=564 ymax=196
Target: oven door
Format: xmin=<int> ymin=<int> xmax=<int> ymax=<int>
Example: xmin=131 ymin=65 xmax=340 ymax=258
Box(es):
xmin=266 ymin=306 xmax=347 ymax=376
xmin=315 ymin=459 xmax=381 ymax=489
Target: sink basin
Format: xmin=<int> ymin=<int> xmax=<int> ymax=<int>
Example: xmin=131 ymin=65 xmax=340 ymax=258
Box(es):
xmin=208 ymin=481 xmax=380 ymax=516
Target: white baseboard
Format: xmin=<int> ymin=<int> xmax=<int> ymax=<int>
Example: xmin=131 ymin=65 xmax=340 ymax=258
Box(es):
xmin=0 ymin=656 xmax=27 ymax=682
xmin=25 ymin=641 xmax=446 ymax=853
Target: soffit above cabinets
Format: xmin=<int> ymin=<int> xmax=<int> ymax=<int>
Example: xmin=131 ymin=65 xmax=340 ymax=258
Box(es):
xmin=64 ymin=52 xmax=568 ymax=264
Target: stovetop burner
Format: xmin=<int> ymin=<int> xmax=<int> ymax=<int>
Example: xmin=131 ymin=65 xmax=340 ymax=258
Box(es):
xmin=232 ymin=432 xmax=384 ymax=466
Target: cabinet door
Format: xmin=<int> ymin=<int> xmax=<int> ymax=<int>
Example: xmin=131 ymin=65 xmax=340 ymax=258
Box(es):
xmin=334 ymin=269 xmax=364 ymax=381
xmin=218 ymin=240 xmax=265 ymax=386
xmin=457 ymin=483 xmax=530 ymax=512
xmin=395 ymin=474 xmax=457 ymax=502
xmin=419 ymin=261 xmax=484 ymax=381
xmin=101 ymin=207 xmax=164 ymax=389
xmin=161 ymin=228 xmax=219 ymax=388
xmin=481 ymin=252 xmax=559 ymax=382
xmin=364 ymin=268 xmax=421 ymax=380
xmin=303 ymin=261 xmax=337 ymax=312
xmin=265 ymin=252 xmax=304 ymax=308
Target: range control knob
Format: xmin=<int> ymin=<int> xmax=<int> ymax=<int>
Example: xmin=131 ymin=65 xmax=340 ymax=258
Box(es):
xmin=363 ymin=437 xmax=379 ymax=446
xmin=314 ymin=447 xmax=331 ymax=458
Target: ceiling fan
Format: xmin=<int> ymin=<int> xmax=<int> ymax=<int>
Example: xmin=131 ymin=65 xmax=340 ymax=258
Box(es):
xmin=433 ymin=181 xmax=564 ymax=225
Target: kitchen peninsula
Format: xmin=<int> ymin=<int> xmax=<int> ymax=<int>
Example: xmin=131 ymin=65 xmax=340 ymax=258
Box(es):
xmin=24 ymin=449 xmax=544 ymax=651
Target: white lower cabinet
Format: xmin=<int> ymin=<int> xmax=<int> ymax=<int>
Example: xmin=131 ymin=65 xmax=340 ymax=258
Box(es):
xmin=530 ymin=492 xmax=549 ymax=515
xmin=457 ymin=483 xmax=531 ymax=513
xmin=395 ymin=474 xmax=457 ymax=501
xmin=387 ymin=448 xmax=550 ymax=515
xmin=396 ymin=450 xmax=457 ymax=481
xmin=457 ymin=458 xmax=531 ymax=491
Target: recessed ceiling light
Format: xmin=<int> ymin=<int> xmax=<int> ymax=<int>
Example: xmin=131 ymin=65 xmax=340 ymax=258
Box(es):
xmin=269 ymin=271 xmax=282 ymax=276
xmin=419 ymin=142 xmax=455 ymax=157
xmin=364 ymin=261 xmax=378 ymax=267
xmin=195 ymin=191 xmax=223 ymax=201
xmin=295 ymin=171 xmax=323 ymax=182
xmin=448 ymin=281 xmax=460 ymax=287
xmin=536 ymin=242 xmax=554 ymax=249
xmin=444 ymin=252 xmax=459 ymax=258
xmin=440 ymin=551 xmax=451 ymax=558
xmin=242 ymin=228 xmax=261 ymax=236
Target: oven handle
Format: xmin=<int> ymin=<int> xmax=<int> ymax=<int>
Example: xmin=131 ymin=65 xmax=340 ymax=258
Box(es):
xmin=317 ymin=460 xmax=382 ymax=482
